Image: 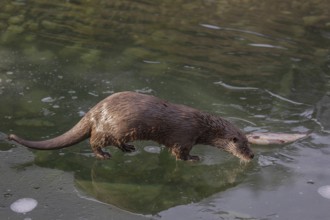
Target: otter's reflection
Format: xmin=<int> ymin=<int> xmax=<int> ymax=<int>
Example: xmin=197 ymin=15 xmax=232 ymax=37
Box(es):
xmin=72 ymin=148 xmax=250 ymax=214
xmin=31 ymin=145 xmax=250 ymax=214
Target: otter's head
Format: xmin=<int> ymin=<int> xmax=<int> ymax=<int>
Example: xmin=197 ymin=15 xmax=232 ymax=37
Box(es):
xmin=212 ymin=131 xmax=254 ymax=162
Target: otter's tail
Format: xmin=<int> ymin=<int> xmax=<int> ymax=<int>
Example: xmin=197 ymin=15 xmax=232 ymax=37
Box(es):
xmin=8 ymin=117 xmax=91 ymax=150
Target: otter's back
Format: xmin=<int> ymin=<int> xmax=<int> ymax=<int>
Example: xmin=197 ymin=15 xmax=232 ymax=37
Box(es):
xmin=89 ymin=92 xmax=202 ymax=144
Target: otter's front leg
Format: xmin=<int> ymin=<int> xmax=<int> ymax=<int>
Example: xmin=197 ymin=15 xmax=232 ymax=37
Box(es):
xmin=171 ymin=144 xmax=200 ymax=161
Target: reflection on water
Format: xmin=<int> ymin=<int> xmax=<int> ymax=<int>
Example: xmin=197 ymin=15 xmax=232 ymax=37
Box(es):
xmin=32 ymin=144 xmax=251 ymax=214
xmin=1 ymin=0 xmax=330 ymax=219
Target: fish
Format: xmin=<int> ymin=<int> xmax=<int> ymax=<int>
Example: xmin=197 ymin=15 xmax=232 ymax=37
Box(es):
xmin=246 ymin=132 xmax=309 ymax=145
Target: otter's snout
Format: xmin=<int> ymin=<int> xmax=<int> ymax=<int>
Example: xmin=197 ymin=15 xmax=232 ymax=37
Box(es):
xmin=239 ymin=144 xmax=254 ymax=161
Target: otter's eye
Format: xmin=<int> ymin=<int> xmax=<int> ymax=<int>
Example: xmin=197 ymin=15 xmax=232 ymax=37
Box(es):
xmin=233 ymin=137 xmax=238 ymax=143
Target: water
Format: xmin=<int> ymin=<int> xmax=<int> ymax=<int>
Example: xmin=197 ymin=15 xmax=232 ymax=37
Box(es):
xmin=0 ymin=0 xmax=330 ymax=219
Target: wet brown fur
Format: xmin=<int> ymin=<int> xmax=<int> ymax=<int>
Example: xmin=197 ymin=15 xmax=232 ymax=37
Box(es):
xmin=8 ymin=91 xmax=254 ymax=161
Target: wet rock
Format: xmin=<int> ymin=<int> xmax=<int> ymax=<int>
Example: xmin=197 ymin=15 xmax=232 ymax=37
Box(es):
xmin=0 ymin=13 xmax=10 ymax=19
xmin=80 ymin=49 xmax=101 ymax=64
xmin=3 ymin=4 xmax=16 ymax=13
xmin=1 ymin=27 xmax=24 ymax=43
xmin=0 ymin=23 xmax=6 ymax=32
xmin=7 ymin=25 xmax=24 ymax=34
xmin=24 ymin=20 xmax=39 ymax=31
xmin=8 ymin=15 xmax=25 ymax=25
xmin=41 ymin=20 xmax=59 ymax=31
xmin=24 ymin=34 xmax=36 ymax=42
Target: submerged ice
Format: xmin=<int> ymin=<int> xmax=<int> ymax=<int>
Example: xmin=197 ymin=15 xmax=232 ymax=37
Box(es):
xmin=318 ymin=185 xmax=330 ymax=199
xmin=10 ymin=198 xmax=38 ymax=214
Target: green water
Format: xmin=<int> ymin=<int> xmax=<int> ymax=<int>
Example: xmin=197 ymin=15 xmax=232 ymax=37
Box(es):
xmin=1 ymin=0 xmax=330 ymax=219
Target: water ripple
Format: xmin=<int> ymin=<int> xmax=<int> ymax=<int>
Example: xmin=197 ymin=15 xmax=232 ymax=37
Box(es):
xmin=249 ymin=43 xmax=287 ymax=50
xmin=214 ymin=80 xmax=308 ymax=106
xmin=214 ymin=81 xmax=258 ymax=90
xmin=265 ymin=90 xmax=305 ymax=105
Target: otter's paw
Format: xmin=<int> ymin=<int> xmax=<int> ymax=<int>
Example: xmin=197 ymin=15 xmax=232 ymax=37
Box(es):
xmin=94 ymin=148 xmax=112 ymax=160
xmin=120 ymin=143 xmax=136 ymax=152
xmin=187 ymin=155 xmax=200 ymax=162
xmin=176 ymin=154 xmax=200 ymax=162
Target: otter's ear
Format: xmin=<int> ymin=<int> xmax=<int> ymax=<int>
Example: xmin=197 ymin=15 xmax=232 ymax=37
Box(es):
xmin=232 ymin=137 xmax=238 ymax=143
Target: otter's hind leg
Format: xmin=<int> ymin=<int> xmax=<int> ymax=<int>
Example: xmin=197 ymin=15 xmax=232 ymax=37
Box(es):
xmin=89 ymin=134 xmax=112 ymax=159
xmin=93 ymin=146 xmax=111 ymax=159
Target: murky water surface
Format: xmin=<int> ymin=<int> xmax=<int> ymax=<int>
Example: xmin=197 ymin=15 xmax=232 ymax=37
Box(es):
xmin=1 ymin=1 xmax=330 ymax=219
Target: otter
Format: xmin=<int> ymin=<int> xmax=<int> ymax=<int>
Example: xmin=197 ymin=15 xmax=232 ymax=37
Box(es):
xmin=8 ymin=91 xmax=254 ymax=161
